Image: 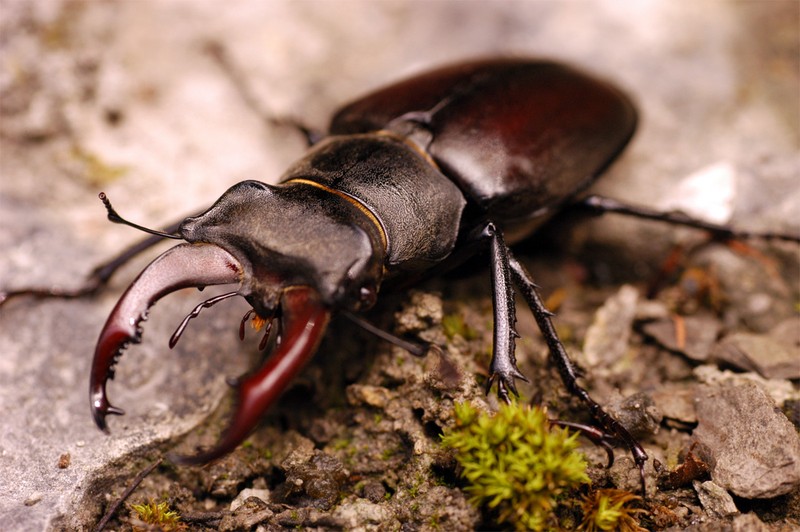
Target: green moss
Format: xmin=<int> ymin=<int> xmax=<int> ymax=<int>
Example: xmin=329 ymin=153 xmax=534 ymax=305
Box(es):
xmin=428 ymin=513 xmax=441 ymax=530
xmin=130 ymin=499 xmax=186 ymax=531
xmin=381 ymin=447 xmax=397 ymax=460
xmin=441 ymin=402 xmax=589 ymax=531
xmin=442 ymin=313 xmax=478 ymax=340
xmin=331 ymin=437 xmax=352 ymax=451
xmin=578 ymin=489 xmax=646 ymax=531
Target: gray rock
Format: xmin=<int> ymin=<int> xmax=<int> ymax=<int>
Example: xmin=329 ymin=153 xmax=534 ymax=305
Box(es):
xmin=281 ymin=449 xmax=348 ymax=511
xmin=729 ymin=513 xmax=771 ymax=532
xmin=693 ymin=381 xmax=800 ymax=498
xmin=641 ymin=313 xmax=721 ymax=362
xmin=651 ymin=382 xmax=697 ymax=425
xmin=693 ymin=480 xmax=738 ymax=518
xmin=582 ymin=284 xmax=638 ymax=371
xmin=606 ymin=391 xmax=663 ymax=439
xmin=687 ymin=246 xmax=796 ymax=333
xmin=219 ymin=497 xmax=273 ymax=531
xmin=711 ymin=329 xmax=800 ymax=380
xmin=230 ymin=488 xmax=271 ymax=512
xmin=693 ymin=365 xmax=800 ymax=411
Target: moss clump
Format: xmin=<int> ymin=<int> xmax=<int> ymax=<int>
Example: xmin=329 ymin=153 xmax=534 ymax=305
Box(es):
xmin=579 ymin=489 xmax=646 ymax=532
xmin=130 ymin=499 xmax=186 ymax=531
xmin=441 ymin=402 xmax=589 ymax=531
xmin=442 ymin=313 xmax=478 ymax=340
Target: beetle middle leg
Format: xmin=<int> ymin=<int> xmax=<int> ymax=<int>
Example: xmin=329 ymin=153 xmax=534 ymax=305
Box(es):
xmin=204 ymin=40 xmax=324 ymax=147
xmin=478 ymin=221 xmax=648 ymax=490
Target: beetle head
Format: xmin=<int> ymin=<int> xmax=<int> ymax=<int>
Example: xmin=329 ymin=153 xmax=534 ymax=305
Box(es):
xmin=90 ymin=179 xmax=386 ymax=464
xmin=179 ymin=180 xmax=384 ymax=315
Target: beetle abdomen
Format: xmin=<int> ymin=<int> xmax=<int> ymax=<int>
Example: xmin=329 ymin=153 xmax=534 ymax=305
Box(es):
xmin=331 ymin=59 xmax=637 ymax=226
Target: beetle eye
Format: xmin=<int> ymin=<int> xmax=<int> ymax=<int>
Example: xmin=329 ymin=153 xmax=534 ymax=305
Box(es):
xmin=358 ymin=285 xmax=377 ymax=309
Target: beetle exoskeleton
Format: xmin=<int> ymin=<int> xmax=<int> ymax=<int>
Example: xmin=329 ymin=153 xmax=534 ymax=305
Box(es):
xmin=87 ymin=59 xmax=644 ymax=466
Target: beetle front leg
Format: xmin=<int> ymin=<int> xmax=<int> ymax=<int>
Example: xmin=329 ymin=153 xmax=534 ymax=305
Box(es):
xmin=484 ymin=223 xmax=529 ymax=402
xmin=507 ymin=252 xmax=648 ymax=492
xmin=1 ymin=197 xmax=189 ymax=307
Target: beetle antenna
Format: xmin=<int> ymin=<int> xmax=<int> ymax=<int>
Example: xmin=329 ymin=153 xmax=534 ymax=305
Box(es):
xmin=99 ymin=192 xmax=183 ymax=239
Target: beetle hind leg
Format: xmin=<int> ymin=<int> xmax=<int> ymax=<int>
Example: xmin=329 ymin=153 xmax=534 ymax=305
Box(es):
xmin=506 ymin=252 xmax=649 ymax=493
xmin=577 ymin=194 xmax=800 ymax=243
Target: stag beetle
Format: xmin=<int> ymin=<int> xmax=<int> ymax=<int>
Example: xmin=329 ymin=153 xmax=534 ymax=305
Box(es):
xmin=3 ymin=59 xmax=797 ymax=484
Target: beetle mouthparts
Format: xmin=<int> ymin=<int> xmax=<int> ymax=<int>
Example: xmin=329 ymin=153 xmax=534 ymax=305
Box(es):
xmin=169 ymin=286 xmax=330 ymax=465
xmin=90 ymin=243 xmax=243 ymax=431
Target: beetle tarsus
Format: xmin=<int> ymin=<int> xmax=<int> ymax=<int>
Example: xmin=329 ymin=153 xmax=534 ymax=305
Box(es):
xmin=552 ymin=419 xmax=616 ymax=468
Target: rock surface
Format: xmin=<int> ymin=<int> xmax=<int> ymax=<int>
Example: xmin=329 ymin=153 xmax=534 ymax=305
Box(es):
xmin=693 ymin=480 xmax=739 ymax=518
xmin=710 ymin=320 xmax=800 ymax=380
xmin=693 ymin=381 xmax=800 ymax=499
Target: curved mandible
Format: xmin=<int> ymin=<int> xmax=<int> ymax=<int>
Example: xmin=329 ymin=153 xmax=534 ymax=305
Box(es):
xmin=91 ymin=243 xmax=243 ymax=431
xmin=170 ymin=286 xmax=330 ymax=465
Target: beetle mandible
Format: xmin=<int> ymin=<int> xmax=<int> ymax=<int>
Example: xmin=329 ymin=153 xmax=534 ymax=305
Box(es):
xmin=4 ymin=59 xmax=797 ymax=483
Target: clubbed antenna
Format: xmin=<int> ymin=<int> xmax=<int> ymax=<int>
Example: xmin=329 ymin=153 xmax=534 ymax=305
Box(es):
xmin=99 ymin=192 xmax=182 ymax=239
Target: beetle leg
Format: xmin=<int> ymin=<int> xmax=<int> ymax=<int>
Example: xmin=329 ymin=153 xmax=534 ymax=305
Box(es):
xmin=205 ymin=41 xmax=324 ymax=147
xmin=507 ymin=252 xmax=648 ymax=493
xmin=484 ymin=223 xmax=529 ymax=402
xmin=552 ymin=420 xmax=616 ymax=468
xmin=91 ymin=243 xmax=243 ymax=431
xmin=0 ymin=218 xmax=190 ymax=307
xmin=577 ymin=195 xmax=800 ymax=243
xmin=171 ymin=286 xmax=330 ymax=465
